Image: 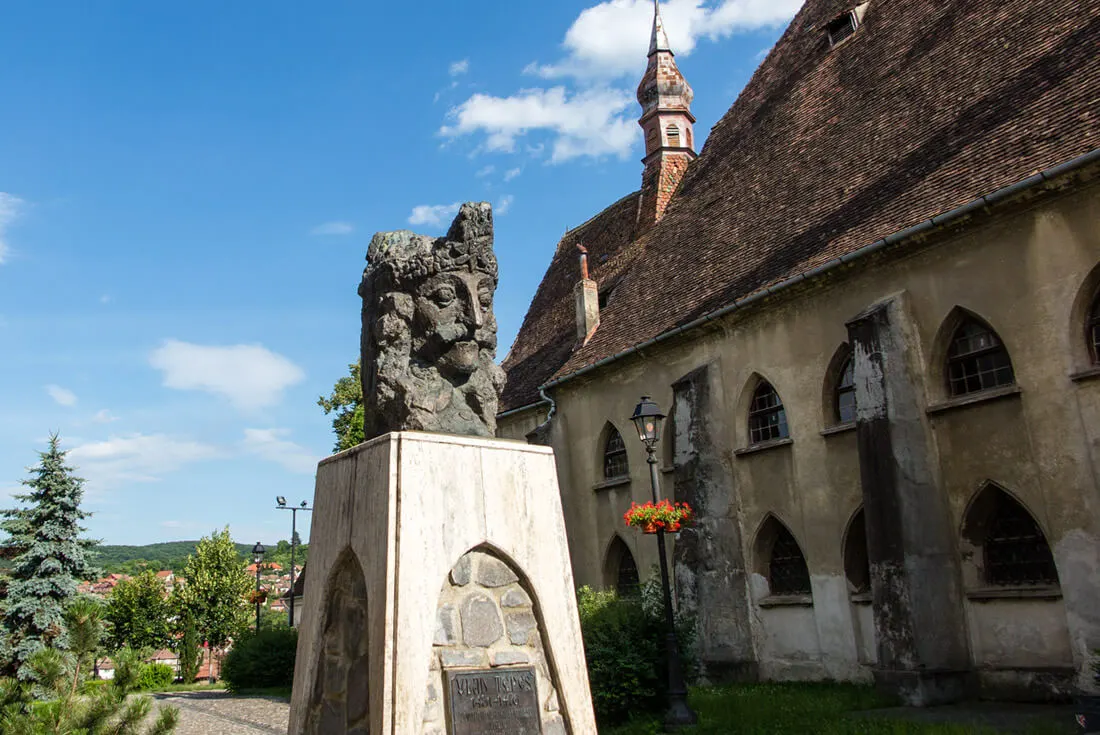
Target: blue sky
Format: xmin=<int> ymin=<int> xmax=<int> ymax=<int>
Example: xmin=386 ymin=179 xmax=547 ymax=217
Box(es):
xmin=0 ymin=0 xmax=797 ymax=546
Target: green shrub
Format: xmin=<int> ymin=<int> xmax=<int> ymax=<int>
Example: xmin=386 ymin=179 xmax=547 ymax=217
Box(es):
xmin=577 ymin=576 xmax=697 ymax=725
xmin=137 ymin=662 xmax=175 ymax=691
xmin=221 ymin=626 xmax=297 ymax=691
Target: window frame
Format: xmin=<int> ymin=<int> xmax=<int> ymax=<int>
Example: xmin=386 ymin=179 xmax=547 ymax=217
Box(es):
xmin=768 ymin=525 xmax=811 ymax=597
xmin=1089 ymin=294 xmax=1100 ymax=364
xmin=835 ymin=356 xmax=856 ymax=424
xmin=945 ymin=319 xmax=1015 ymax=397
xmin=748 ymin=381 xmax=789 ymax=445
xmin=603 ymin=426 xmax=629 ymax=479
xmin=983 ymin=499 xmax=1059 ymax=587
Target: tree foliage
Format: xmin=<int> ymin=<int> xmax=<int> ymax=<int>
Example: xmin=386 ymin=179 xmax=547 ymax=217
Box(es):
xmin=171 ymin=528 xmax=251 ymax=651
xmin=174 ymin=615 xmax=202 ymax=685
xmin=221 ymin=626 xmax=297 ymax=691
xmin=0 ymin=598 xmax=178 ymax=734
xmin=0 ymin=434 xmax=99 ymax=679
xmin=87 ymin=541 xmax=253 ymax=576
xmin=318 ymin=361 xmax=364 ymax=452
xmin=105 ymin=571 xmax=172 ymax=653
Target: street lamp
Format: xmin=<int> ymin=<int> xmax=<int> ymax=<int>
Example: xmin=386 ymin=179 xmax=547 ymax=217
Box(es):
xmin=629 ymin=396 xmax=697 ymax=729
xmin=276 ymin=498 xmax=312 ymax=627
xmin=251 ymin=542 xmax=265 ymax=634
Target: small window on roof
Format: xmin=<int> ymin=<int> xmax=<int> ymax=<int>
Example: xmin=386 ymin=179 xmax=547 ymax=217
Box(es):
xmin=826 ymin=11 xmax=858 ymax=46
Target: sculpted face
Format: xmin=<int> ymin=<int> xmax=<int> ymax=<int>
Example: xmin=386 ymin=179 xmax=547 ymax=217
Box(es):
xmin=413 ymin=270 xmax=497 ymax=378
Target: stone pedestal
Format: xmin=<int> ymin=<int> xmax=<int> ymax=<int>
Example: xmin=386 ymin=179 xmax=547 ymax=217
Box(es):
xmin=287 ymin=432 xmax=598 ymax=735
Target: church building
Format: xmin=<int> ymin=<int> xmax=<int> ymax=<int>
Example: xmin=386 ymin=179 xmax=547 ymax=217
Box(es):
xmin=497 ymin=0 xmax=1100 ymax=704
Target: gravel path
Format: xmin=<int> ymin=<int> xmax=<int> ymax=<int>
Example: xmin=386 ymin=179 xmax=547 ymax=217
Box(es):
xmin=152 ymin=691 xmax=289 ymax=735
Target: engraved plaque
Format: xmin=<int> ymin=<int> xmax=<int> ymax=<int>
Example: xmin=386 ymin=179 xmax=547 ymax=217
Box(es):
xmin=445 ymin=666 xmax=540 ymax=735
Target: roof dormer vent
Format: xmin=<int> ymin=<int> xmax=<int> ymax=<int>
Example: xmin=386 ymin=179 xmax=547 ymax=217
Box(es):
xmin=826 ymin=3 xmax=869 ymax=48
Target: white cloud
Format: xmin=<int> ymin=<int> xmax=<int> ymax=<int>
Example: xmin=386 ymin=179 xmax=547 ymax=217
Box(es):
xmin=99 ymin=294 xmax=112 ymax=304
xmin=475 ymin=165 xmax=496 ymax=178
xmin=440 ymin=86 xmax=637 ymax=163
xmin=149 ymin=340 xmax=305 ymax=411
xmin=0 ymin=193 xmax=25 ymax=265
xmin=92 ymin=409 xmax=120 ymax=424
xmin=449 ymin=59 xmax=470 ymax=76
xmin=495 ymin=195 xmax=515 ymax=216
xmin=408 ymin=202 xmax=462 ymax=228
xmin=242 ymin=428 xmax=319 ymax=474
xmin=46 ymin=384 xmax=78 ymax=407
xmin=310 ymin=221 xmax=354 ymax=236
xmin=69 ymin=433 xmax=222 ymax=488
xmin=528 ymin=0 xmax=800 ymax=80
xmin=503 ymin=167 xmax=522 ymax=182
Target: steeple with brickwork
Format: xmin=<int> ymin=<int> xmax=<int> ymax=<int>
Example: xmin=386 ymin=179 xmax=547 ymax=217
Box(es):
xmin=636 ymin=0 xmax=696 ymax=231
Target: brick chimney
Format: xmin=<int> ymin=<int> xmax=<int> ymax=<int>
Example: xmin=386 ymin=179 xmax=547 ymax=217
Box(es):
xmin=574 ymin=244 xmax=600 ymax=345
xmin=636 ymin=0 xmax=696 ymax=232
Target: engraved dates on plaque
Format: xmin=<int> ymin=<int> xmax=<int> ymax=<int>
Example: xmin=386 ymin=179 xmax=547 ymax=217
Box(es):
xmin=445 ymin=666 xmax=541 ymax=735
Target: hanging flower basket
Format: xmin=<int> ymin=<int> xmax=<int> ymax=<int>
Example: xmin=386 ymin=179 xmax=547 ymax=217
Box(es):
xmin=247 ymin=589 xmax=268 ymax=605
xmin=624 ymin=500 xmax=694 ymax=534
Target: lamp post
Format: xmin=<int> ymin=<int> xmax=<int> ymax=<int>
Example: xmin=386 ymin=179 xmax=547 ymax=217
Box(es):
xmin=276 ymin=497 xmax=312 ymax=627
xmin=630 ymin=396 xmax=697 ymax=729
xmin=251 ymin=542 xmax=265 ymax=633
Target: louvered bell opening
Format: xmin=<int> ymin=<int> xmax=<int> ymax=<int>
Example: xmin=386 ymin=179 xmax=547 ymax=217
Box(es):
xmin=827 ymin=12 xmax=858 ymax=47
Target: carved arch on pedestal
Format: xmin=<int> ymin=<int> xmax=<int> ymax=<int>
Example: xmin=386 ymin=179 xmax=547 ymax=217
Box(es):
xmin=304 ymin=548 xmax=369 ymax=735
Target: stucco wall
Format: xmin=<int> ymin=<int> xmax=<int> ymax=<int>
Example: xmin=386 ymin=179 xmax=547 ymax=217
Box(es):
xmin=498 ymin=175 xmax=1100 ymax=693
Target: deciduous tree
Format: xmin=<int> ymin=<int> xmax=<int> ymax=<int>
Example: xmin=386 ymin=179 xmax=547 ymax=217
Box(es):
xmin=318 ymin=361 xmax=364 ymax=452
xmin=171 ymin=528 xmax=251 ymax=651
xmin=105 ymin=571 xmax=171 ymax=653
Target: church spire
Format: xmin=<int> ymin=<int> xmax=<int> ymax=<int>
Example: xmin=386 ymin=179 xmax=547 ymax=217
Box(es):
xmin=636 ymin=0 xmax=696 ymax=231
xmin=649 ymin=0 xmax=672 ymax=56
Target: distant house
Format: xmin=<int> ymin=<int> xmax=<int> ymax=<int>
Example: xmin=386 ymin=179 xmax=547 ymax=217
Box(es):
xmin=245 ymin=562 xmax=282 ymax=574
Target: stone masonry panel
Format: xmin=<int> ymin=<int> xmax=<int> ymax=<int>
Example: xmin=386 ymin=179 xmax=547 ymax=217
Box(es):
xmin=423 ymin=549 xmax=568 ymax=735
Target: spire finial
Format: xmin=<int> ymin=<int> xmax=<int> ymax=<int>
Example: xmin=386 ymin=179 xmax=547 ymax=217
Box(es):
xmin=649 ymin=0 xmax=672 ymax=56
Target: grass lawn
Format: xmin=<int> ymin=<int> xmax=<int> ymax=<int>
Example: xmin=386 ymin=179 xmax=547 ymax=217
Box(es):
xmin=601 ymin=683 xmax=1069 ymax=734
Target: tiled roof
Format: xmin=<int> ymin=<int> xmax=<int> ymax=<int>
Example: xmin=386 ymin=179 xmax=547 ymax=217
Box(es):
xmin=501 ymin=0 xmax=1100 ymax=409
xmin=500 ymin=191 xmax=643 ymax=410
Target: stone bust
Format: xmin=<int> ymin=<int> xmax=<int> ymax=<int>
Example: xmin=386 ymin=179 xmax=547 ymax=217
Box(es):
xmin=358 ymin=202 xmax=506 ymax=439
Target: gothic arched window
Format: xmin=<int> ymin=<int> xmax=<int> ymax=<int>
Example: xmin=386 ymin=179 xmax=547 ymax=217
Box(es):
xmin=749 ymin=381 xmax=789 ymax=444
xmin=984 ymin=497 xmax=1058 ymax=586
xmin=769 ymin=525 xmax=811 ymax=596
xmin=843 ymin=508 xmax=870 ymax=594
xmin=603 ymin=426 xmax=629 ymax=479
xmin=1089 ymin=294 xmax=1100 ymax=363
xmin=835 ymin=356 xmax=856 ymax=424
xmin=946 ymin=319 xmax=1015 ymax=396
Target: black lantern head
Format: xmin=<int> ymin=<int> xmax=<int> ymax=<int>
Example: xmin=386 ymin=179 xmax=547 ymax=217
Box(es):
xmin=630 ymin=395 xmax=665 ymax=448
xmin=252 ymin=542 xmax=266 ymax=564
xmin=276 ymin=496 xmax=287 ymax=507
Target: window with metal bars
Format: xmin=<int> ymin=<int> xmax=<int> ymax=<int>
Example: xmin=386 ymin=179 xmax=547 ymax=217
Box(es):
xmin=836 ymin=356 xmax=856 ymax=424
xmin=749 ymin=382 xmax=789 ymax=444
xmin=1089 ymin=296 xmax=1100 ymax=363
xmin=946 ymin=319 xmax=1015 ymax=396
xmin=616 ymin=549 xmax=640 ymax=597
xmin=769 ymin=525 xmax=811 ymax=596
xmin=984 ymin=498 xmax=1058 ymax=587
xmin=603 ymin=426 xmax=629 ymax=479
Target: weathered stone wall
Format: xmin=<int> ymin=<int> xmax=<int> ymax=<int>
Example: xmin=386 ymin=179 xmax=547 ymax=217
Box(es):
xmin=423 ymin=549 xmax=566 ymax=734
xmin=498 ymin=174 xmax=1100 ymax=697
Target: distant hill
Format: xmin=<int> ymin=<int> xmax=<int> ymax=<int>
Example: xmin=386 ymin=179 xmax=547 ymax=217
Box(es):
xmin=90 ymin=541 xmax=255 ymax=574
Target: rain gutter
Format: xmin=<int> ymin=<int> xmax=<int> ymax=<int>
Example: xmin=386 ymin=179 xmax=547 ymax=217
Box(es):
xmin=538 ymin=147 xmax=1100 ymax=396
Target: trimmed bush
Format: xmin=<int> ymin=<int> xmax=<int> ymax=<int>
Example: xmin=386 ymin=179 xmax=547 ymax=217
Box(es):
xmin=221 ymin=626 xmax=298 ymax=691
xmin=137 ymin=662 xmax=175 ymax=691
xmin=577 ymin=576 xmax=697 ymax=725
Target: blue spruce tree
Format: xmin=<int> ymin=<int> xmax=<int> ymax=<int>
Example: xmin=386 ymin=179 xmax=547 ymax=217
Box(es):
xmin=0 ymin=433 xmax=98 ymax=678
